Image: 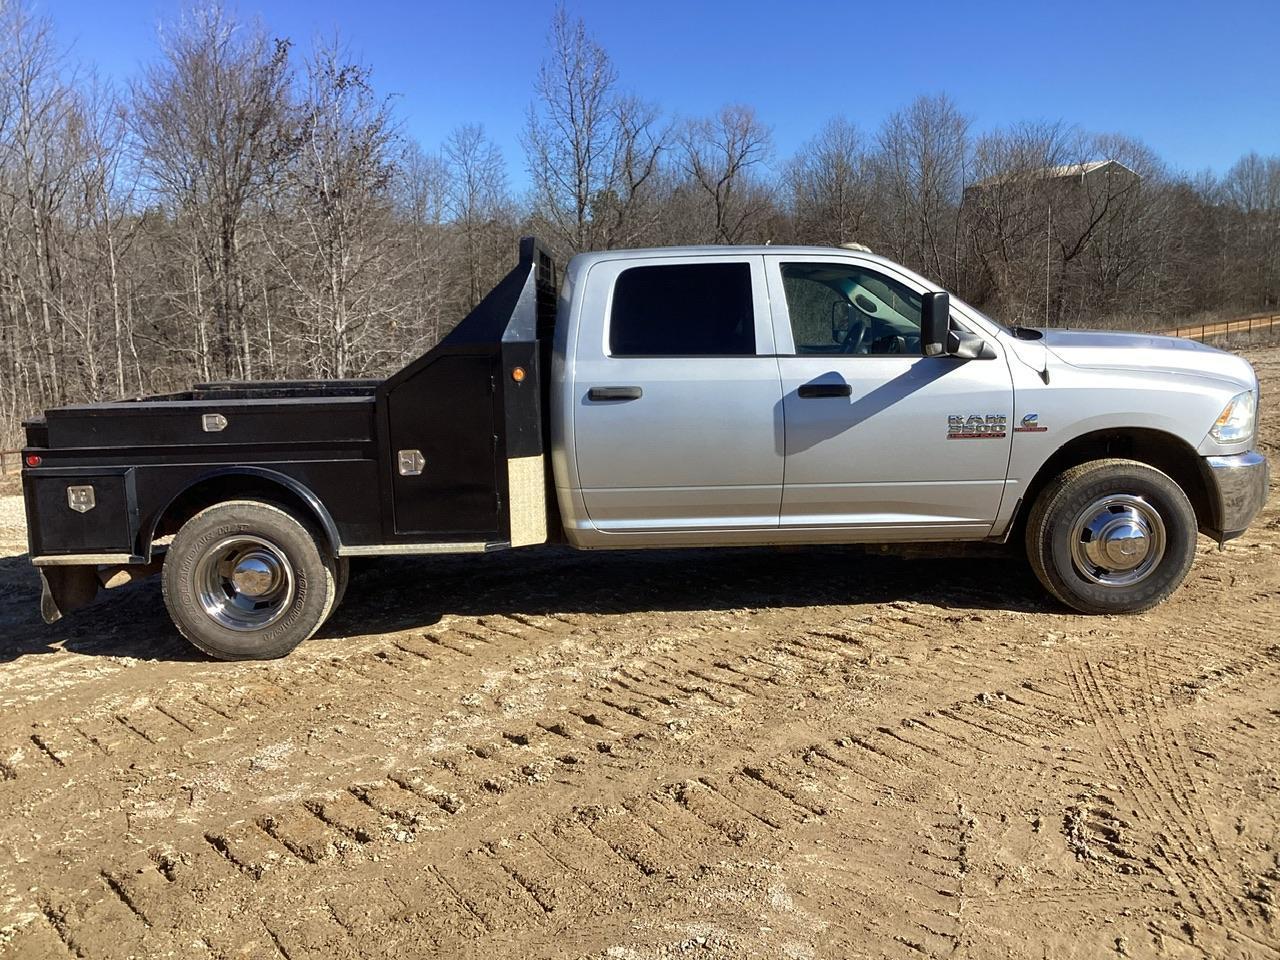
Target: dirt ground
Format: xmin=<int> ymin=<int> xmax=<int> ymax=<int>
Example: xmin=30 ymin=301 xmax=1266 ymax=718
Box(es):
xmin=1 ymin=352 xmax=1279 ymax=960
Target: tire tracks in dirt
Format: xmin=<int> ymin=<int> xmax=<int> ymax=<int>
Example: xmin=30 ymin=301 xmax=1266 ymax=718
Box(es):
xmin=6 ymin=602 xmax=1279 ymax=959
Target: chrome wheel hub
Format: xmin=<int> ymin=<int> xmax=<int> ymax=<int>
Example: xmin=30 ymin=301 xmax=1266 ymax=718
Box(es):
xmin=195 ymin=536 xmax=295 ymax=631
xmin=231 ymin=551 xmax=283 ymax=598
xmin=1069 ymin=494 xmax=1166 ymax=587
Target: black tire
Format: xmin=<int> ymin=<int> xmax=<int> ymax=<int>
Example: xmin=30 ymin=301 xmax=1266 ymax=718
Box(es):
xmin=1025 ymin=458 xmax=1197 ymax=614
xmin=162 ymin=500 xmax=336 ymax=660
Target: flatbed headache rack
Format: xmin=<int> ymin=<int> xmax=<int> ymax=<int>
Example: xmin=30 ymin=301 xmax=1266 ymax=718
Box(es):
xmin=368 ymin=235 xmax=561 ymax=551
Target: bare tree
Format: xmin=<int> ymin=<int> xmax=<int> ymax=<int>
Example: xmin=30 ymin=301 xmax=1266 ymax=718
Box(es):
xmin=592 ymin=94 xmax=668 ymax=249
xmin=964 ymin=121 xmax=1074 ymax=321
xmin=523 ymin=5 xmax=668 ymax=254
xmin=873 ymin=94 xmax=970 ymax=286
xmin=130 ymin=4 xmax=291 ymax=378
xmin=395 ymin=141 xmax=450 ymax=350
xmin=523 ymin=5 xmax=614 ymax=253
xmin=0 ymin=0 xmax=79 ymax=405
xmin=269 ymin=39 xmax=402 ymax=378
xmin=678 ymin=104 xmax=773 ymax=244
xmin=444 ymin=123 xmax=510 ymax=310
xmin=75 ymin=78 xmax=142 ymax=397
xmin=788 ymin=117 xmax=870 ymax=245
xmin=1222 ymin=152 xmax=1280 ymax=309
xmin=1034 ymin=135 xmax=1163 ymax=325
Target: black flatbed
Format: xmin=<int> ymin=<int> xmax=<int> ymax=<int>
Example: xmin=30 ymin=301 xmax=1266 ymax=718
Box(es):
xmin=22 ymin=238 xmax=559 ymax=571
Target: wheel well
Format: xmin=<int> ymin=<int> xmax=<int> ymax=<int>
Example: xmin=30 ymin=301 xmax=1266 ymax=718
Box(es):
xmin=145 ymin=474 xmax=339 ymax=557
xmin=1014 ymin=429 xmax=1212 ymax=539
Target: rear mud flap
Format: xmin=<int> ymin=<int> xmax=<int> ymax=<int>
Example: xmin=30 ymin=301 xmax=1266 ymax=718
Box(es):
xmin=39 ymin=566 xmax=100 ymax=624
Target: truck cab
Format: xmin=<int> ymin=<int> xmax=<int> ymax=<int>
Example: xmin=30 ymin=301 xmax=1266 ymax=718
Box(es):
xmin=554 ymin=247 xmax=1017 ymax=546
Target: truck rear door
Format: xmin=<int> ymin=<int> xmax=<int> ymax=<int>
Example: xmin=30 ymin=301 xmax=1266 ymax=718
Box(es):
xmin=570 ymin=255 xmax=784 ymax=534
xmin=765 ymin=254 xmax=1014 ymax=538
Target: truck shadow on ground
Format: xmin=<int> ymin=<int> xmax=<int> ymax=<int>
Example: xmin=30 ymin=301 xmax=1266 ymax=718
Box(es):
xmin=0 ymin=554 xmax=202 ymax=664
xmin=325 ymin=545 xmax=1053 ymax=641
xmin=0 ymin=545 xmax=1054 ymax=664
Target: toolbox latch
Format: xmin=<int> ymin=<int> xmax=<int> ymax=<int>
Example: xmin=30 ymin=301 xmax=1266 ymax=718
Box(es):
xmin=397 ymin=449 xmax=425 ymax=476
xmin=67 ymin=485 xmax=96 ymax=513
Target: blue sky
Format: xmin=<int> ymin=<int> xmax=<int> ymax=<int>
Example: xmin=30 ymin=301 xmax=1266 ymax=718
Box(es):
xmin=42 ymin=0 xmax=1280 ymax=186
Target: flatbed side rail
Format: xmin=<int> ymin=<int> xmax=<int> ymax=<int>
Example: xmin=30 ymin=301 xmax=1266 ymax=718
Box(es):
xmin=193 ymin=379 xmax=382 ymax=393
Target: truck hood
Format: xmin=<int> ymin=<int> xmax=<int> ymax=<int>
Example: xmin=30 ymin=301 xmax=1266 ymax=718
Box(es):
xmin=1038 ymin=329 xmax=1256 ymax=388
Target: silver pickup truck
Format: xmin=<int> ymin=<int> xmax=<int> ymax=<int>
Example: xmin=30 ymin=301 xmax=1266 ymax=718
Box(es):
xmin=21 ymin=239 xmax=1270 ymax=659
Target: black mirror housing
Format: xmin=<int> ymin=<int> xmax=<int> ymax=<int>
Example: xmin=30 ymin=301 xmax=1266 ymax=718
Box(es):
xmin=921 ymin=291 xmax=949 ymax=356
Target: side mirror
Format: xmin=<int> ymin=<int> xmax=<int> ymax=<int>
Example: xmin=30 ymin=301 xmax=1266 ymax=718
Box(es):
xmin=831 ymin=301 xmax=852 ymax=342
xmin=921 ymin=291 xmax=949 ymax=356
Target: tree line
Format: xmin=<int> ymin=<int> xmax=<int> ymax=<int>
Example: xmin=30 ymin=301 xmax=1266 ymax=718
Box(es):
xmin=1 ymin=1 xmax=1278 ymax=445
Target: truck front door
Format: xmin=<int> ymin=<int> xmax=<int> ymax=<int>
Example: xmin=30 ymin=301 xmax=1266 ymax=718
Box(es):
xmin=570 ymin=255 xmax=784 ymax=536
xmin=765 ymin=255 xmax=1014 ymax=539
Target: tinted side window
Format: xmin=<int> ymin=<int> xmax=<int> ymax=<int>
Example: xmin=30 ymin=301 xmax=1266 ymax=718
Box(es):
xmin=609 ymin=263 xmax=755 ymax=356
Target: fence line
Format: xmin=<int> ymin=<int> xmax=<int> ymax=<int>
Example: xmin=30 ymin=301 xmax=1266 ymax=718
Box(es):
xmin=1169 ymin=313 xmax=1280 ymax=341
xmin=0 ymin=450 xmax=21 ymax=476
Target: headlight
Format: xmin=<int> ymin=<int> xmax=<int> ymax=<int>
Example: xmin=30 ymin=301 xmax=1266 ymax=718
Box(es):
xmin=1210 ymin=391 xmax=1256 ymax=443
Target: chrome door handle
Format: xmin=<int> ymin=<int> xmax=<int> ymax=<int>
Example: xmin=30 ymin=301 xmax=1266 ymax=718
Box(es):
xmin=588 ymin=386 xmax=643 ymax=401
xmin=798 ymin=382 xmax=852 ymax=398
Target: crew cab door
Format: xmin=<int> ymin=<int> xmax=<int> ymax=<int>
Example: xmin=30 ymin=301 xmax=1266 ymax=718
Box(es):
xmin=570 ymin=255 xmax=784 ymax=534
xmin=765 ymin=255 xmax=1013 ymax=538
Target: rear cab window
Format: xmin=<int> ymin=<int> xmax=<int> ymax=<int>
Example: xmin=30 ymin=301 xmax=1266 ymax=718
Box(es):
xmin=609 ymin=263 xmax=756 ymax=356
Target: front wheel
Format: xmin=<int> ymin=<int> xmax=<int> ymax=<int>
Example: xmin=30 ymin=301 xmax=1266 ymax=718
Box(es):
xmin=162 ymin=500 xmax=337 ymax=660
xmin=1025 ymin=458 xmax=1198 ymax=614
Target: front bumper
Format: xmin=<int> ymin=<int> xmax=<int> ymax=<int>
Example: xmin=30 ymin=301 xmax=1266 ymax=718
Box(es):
xmin=1200 ymin=450 xmax=1270 ymax=543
